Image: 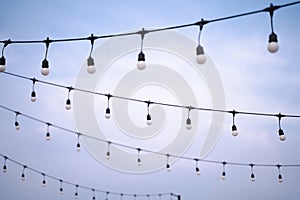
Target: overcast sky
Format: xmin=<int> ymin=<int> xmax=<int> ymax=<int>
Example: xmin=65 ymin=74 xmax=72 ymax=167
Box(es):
xmin=0 ymin=0 xmax=300 ymax=200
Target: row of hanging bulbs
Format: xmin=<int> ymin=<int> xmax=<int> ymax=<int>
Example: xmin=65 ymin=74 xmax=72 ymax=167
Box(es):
xmin=0 ymin=3 xmax=290 ymax=75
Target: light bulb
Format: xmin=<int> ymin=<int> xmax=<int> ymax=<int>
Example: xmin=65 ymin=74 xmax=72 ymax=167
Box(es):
xmin=105 ymin=108 xmax=111 ymax=119
xmin=46 ymin=132 xmax=51 ymax=141
xmin=166 ymin=163 xmax=171 ymax=172
xmin=137 ymin=51 xmax=146 ymax=70
xmin=196 ymin=44 xmax=206 ymax=64
xmin=31 ymin=91 xmax=37 ymax=102
xmin=196 ymin=167 xmax=200 ymax=175
xmin=137 ymin=157 xmax=142 ymax=166
xmin=21 ymin=173 xmax=25 ymax=181
xmin=76 ymin=142 xmax=81 ymax=151
xmin=75 ymin=192 xmax=79 ymax=199
xmin=41 ymin=59 xmax=49 ymax=76
xmin=65 ymin=99 xmax=71 ymax=110
xmin=268 ymin=32 xmax=279 ymax=53
xmin=60 ymin=187 xmax=64 ymax=195
xmin=221 ymin=171 xmax=226 ymax=180
xmin=87 ymin=56 xmax=96 ymax=74
xmin=42 ymin=179 xmax=46 ymax=187
xmin=3 ymin=164 xmax=7 ymax=173
xmin=231 ymin=124 xmax=238 ymax=136
xmin=146 ymin=114 xmax=152 ymax=125
xmin=15 ymin=121 xmax=20 ymax=130
xmin=278 ymin=128 xmax=286 ymax=141
xmin=0 ymin=56 xmax=6 ymax=72
xmin=251 ymin=173 xmax=255 ymax=182
xmin=278 ymin=174 xmax=283 ymax=183
xmin=106 ymin=151 xmax=110 ymax=160
xmin=186 ymin=118 xmax=192 ymax=130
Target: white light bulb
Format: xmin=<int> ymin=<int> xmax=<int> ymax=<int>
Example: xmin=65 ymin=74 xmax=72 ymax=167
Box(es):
xmin=15 ymin=122 xmax=20 ymax=130
xmin=186 ymin=118 xmax=192 ymax=130
xmin=0 ymin=65 xmax=6 ymax=72
xmin=232 ymin=130 xmax=238 ymax=137
xmin=31 ymin=91 xmax=37 ymax=102
xmin=41 ymin=68 xmax=49 ymax=76
xmin=106 ymin=151 xmax=110 ymax=160
xmin=87 ymin=65 xmax=96 ymax=74
xmin=196 ymin=54 xmax=206 ymax=64
xmin=65 ymin=99 xmax=71 ymax=110
xmin=105 ymin=108 xmax=111 ymax=119
xmin=137 ymin=61 xmax=146 ymax=70
xmin=279 ymin=135 xmax=286 ymax=141
xmin=268 ymin=42 xmax=279 ymax=53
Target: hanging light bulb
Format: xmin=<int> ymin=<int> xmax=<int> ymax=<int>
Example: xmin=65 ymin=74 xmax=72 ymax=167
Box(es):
xmin=120 ymin=193 xmax=124 ymax=200
xmin=15 ymin=112 xmax=20 ymax=130
xmin=46 ymin=123 xmax=51 ymax=141
xmin=250 ymin=164 xmax=255 ymax=182
xmin=30 ymin=78 xmax=37 ymax=102
xmin=146 ymin=101 xmax=152 ymax=125
xmin=65 ymin=87 xmax=73 ymax=110
xmin=41 ymin=173 xmax=46 ymax=187
xmin=87 ymin=34 xmax=96 ymax=74
xmin=41 ymin=37 xmax=51 ymax=76
xmin=2 ymin=156 xmax=7 ymax=173
xmin=59 ymin=180 xmax=64 ymax=195
xmin=137 ymin=28 xmax=147 ymax=70
xmin=106 ymin=142 xmax=111 ymax=160
xmin=166 ymin=154 xmax=171 ymax=172
xmin=74 ymin=185 xmax=79 ymax=199
xmin=0 ymin=40 xmax=11 ymax=72
xmin=76 ymin=134 xmax=81 ymax=152
xmin=277 ymin=113 xmax=286 ymax=141
xmin=195 ymin=159 xmax=200 ymax=175
xmin=186 ymin=107 xmax=192 ymax=130
xmin=277 ymin=164 xmax=283 ymax=183
xmin=105 ymin=94 xmax=111 ymax=119
xmin=196 ymin=19 xmax=206 ymax=64
xmin=92 ymin=189 xmax=96 ymax=200
xmin=137 ymin=148 xmax=142 ymax=166
xmin=21 ymin=165 xmax=26 ymax=181
xmin=221 ymin=162 xmax=226 ymax=180
xmin=231 ymin=110 xmax=238 ymax=137
xmin=105 ymin=191 xmax=109 ymax=200
xmin=266 ymin=4 xmax=279 ymax=53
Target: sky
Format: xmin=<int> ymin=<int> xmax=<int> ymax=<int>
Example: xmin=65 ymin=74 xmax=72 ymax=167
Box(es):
xmin=0 ymin=0 xmax=300 ymax=200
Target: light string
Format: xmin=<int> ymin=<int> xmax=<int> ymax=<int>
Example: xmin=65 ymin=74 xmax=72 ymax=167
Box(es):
xmin=2 ymin=71 xmax=300 ymax=141
xmin=0 ymin=104 xmax=299 ymax=182
xmin=0 ymin=2 xmax=299 ymax=73
xmin=0 ymin=154 xmax=179 ymax=199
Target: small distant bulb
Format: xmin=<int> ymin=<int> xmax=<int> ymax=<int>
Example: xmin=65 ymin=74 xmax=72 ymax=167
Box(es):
xmin=15 ymin=121 xmax=20 ymax=130
xmin=278 ymin=174 xmax=283 ymax=183
xmin=196 ymin=44 xmax=206 ymax=64
xmin=0 ymin=56 xmax=6 ymax=72
xmin=137 ymin=158 xmax=142 ymax=166
xmin=21 ymin=173 xmax=25 ymax=181
xmin=76 ymin=142 xmax=81 ymax=152
xmin=105 ymin=108 xmax=111 ymax=119
xmin=31 ymin=91 xmax=37 ymax=102
xmin=106 ymin=151 xmax=110 ymax=160
xmin=65 ymin=99 xmax=71 ymax=110
xmin=87 ymin=56 xmax=96 ymax=74
xmin=268 ymin=32 xmax=279 ymax=53
xmin=186 ymin=118 xmax=192 ymax=130
xmin=46 ymin=132 xmax=51 ymax=141
xmin=278 ymin=129 xmax=286 ymax=141
xmin=251 ymin=173 xmax=255 ymax=182
xmin=60 ymin=187 xmax=64 ymax=195
xmin=196 ymin=167 xmax=201 ymax=175
xmin=42 ymin=179 xmax=46 ymax=187
xmin=231 ymin=124 xmax=238 ymax=137
xmin=3 ymin=165 xmax=7 ymax=173
xmin=41 ymin=59 xmax=49 ymax=76
xmin=221 ymin=171 xmax=226 ymax=180
xmin=146 ymin=114 xmax=152 ymax=125
xmin=137 ymin=51 xmax=146 ymax=70
xmin=166 ymin=164 xmax=171 ymax=172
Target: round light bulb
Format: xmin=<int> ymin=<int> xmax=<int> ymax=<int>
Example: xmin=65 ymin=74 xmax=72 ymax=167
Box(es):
xmin=42 ymin=180 xmax=46 ymax=187
xmin=196 ymin=54 xmax=206 ymax=64
xmin=251 ymin=174 xmax=255 ymax=182
xmin=146 ymin=114 xmax=152 ymax=125
xmin=76 ymin=143 xmax=81 ymax=151
xmin=278 ymin=174 xmax=283 ymax=183
xmin=41 ymin=68 xmax=49 ymax=76
xmin=65 ymin=99 xmax=71 ymax=110
xmin=137 ymin=61 xmax=146 ymax=70
xmin=196 ymin=167 xmax=200 ymax=175
xmin=0 ymin=56 xmax=6 ymax=72
xmin=105 ymin=108 xmax=111 ymax=119
xmin=31 ymin=91 xmax=37 ymax=102
xmin=279 ymin=134 xmax=286 ymax=141
xmin=106 ymin=151 xmax=110 ymax=160
xmin=21 ymin=173 xmax=25 ymax=181
xmin=231 ymin=124 xmax=238 ymax=137
xmin=137 ymin=158 xmax=142 ymax=166
xmin=3 ymin=165 xmax=7 ymax=173
xmin=221 ymin=172 xmax=226 ymax=180
xmin=186 ymin=118 xmax=192 ymax=130
xmin=0 ymin=65 xmax=6 ymax=72
xmin=87 ymin=65 xmax=96 ymax=74
xmin=268 ymin=42 xmax=279 ymax=53
xmin=46 ymin=132 xmax=51 ymax=141
xmin=166 ymin=164 xmax=171 ymax=172
xmin=15 ymin=122 xmax=20 ymax=130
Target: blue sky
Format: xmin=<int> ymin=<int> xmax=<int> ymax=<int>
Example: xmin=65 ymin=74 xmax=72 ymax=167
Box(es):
xmin=0 ymin=0 xmax=300 ymax=200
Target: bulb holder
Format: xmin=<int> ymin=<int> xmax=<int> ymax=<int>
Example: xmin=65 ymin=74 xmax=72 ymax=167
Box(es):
xmin=41 ymin=59 xmax=49 ymax=76
xmin=31 ymin=91 xmax=37 ymax=102
xmin=278 ymin=128 xmax=286 ymax=141
xmin=105 ymin=108 xmax=111 ymax=119
xmin=186 ymin=118 xmax=192 ymax=130
xmin=65 ymin=99 xmax=71 ymax=110
xmin=231 ymin=124 xmax=238 ymax=136
xmin=137 ymin=51 xmax=146 ymax=70
xmin=196 ymin=44 xmax=206 ymax=64
xmin=268 ymin=32 xmax=279 ymax=53
xmin=146 ymin=114 xmax=152 ymax=125
xmin=0 ymin=56 xmax=6 ymax=72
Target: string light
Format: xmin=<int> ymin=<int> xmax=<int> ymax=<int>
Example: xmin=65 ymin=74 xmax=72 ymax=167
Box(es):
xmin=195 ymin=19 xmax=207 ymax=64
xmin=136 ymin=28 xmax=147 ymax=70
xmin=146 ymin=101 xmax=152 ymax=125
xmin=266 ymin=4 xmax=280 ymax=53
xmin=2 ymin=156 xmax=7 ymax=173
xmin=74 ymin=184 xmax=79 ymax=199
xmin=87 ymin=34 xmax=96 ymax=74
xmin=166 ymin=154 xmax=171 ymax=172
xmin=41 ymin=37 xmax=51 ymax=76
xmin=185 ymin=107 xmax=193 ymax=130
xmin=195 ymin=159 xmax=201 ymax=175
xmin=106 ymin=141 xmax=111 ymax=160
xmin=277 ymin=164 xmax=283 ymax=183
xmin=46 ymin=123 xmax=51 ymax=141
xmin=231 ymin=110 xmax=238 ymax=137
xmin=59 ymin=179 xmax=64 ymax=195
xmin=1 ymin=104 xmax=300 ymax=176
xmin=105 ymin=94 xmax=111 ymax=119
xmin=65 ymin=87 xmax=73 ymax=110
xmin=0 ymin=39 xmax=11 ymax=72
xmin=14 ymin=111 xmax=20 ymax=130
xmin=92 ymin=189 xmax=96 ymax=200
xmin=41 ymin=173 xmax=46 ymax=187
xmin=30 ymin=78 xmax=37 ymax=102
xmin=277 ymin=113 xmax=286 ymax=141
xmin=221 ymin=162 xmax=226 ymax=180
xmin=21 ymin=165 xmax=27 ymax=181
xmin=137 ymin=148 xmax=142 ymax=166
xmin=250 ymin=164 xmax=255 ymax=182
xmin=76 ymin=133 xmax=81 ymax=152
